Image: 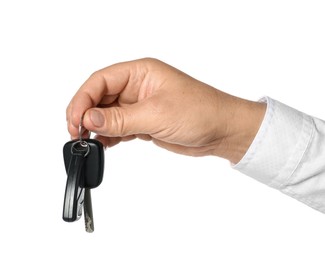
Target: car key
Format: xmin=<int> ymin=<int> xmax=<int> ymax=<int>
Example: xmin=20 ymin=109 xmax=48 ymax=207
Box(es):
xmin=62 ymin=140 xmax=89 ymax=222
xmin=84 ymin=188 xmax=94 ymax=232
xmin=63 ymin=119 xmax=104 ymax=232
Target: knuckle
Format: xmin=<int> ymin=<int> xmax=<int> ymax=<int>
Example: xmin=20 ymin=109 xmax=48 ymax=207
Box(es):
xmin=89 ymin=69 xmax=102 ymax=79
xmin=87 ymin=69 xmax=107 ymax=87
xmin=107 ymin=107 xmax=126 ymax=136
xmin=139 ymin=57 xmax=161 ymax=68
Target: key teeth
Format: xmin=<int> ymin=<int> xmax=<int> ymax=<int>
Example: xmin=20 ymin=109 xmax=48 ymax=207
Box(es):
xmin=84 ymin=213 xmax=94 ymax=233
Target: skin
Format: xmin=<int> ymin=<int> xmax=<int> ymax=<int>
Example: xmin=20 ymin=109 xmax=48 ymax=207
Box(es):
xmin=66 ymin=58 xmax=266 ymax=164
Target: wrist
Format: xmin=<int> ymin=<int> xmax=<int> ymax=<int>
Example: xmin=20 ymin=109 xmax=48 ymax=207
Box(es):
xmin=213 ymin=96 xmax=266 ymax=164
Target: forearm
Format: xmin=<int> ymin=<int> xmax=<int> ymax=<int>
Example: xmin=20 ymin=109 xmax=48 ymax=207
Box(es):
xmin=211 ymin=92 xmax=266 ymax=164
xmin=233 ymin=97 xmax=325 ymax=214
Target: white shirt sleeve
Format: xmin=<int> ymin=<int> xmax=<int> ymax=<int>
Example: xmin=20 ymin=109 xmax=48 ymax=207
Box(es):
xmin=233 ymin=96 xmax=325 ymax=214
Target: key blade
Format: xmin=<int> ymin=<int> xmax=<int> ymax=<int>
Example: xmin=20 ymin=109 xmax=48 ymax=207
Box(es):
xmin=84 ymin=188 xmax=94 ymax=233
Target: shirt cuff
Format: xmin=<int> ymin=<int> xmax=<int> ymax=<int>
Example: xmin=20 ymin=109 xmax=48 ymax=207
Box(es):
xmin=233 ymin=97 xmax=325 ymax=213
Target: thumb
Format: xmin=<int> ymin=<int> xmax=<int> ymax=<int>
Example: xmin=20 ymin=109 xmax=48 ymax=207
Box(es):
xmin=83 ymin=103 xmax=157 ymax=137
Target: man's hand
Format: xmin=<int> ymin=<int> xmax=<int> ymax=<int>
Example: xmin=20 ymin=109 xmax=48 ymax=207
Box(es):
xmin=66 ymin=58 xmax=266 ymax=163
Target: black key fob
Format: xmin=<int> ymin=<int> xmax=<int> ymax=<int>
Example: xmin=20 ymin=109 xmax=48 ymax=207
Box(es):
xmin=62 ymin=139 xmax=104 ymax=222
xmin=63 ymin=139 xmax=104 ymax=188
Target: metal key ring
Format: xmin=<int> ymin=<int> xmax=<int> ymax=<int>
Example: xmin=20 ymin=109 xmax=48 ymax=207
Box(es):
xmin=71 ymin=140 xmax=90 ymax=157
xmin=79 ymin=115 xmax=85 ymax=143
xmin=74 ymin=114 xmax=90 ymax=156
xmin=79 ymin=114 xmax=90 ymax=147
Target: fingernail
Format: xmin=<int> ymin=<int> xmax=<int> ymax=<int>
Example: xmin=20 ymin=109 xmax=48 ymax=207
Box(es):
xmin=90 ymin=110 xmax=104 ymax=127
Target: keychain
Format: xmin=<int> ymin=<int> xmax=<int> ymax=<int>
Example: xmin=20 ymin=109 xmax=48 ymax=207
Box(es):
xmin=62 ymin=116 xmax=104 ymax=232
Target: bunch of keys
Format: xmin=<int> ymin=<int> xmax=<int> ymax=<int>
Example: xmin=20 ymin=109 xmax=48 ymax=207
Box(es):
xmin=62 ymin=117 xmax=104 ymax=232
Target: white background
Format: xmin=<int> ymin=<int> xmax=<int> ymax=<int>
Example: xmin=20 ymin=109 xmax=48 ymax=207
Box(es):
xmin=1 ymin=0 xmax=325 ymax=259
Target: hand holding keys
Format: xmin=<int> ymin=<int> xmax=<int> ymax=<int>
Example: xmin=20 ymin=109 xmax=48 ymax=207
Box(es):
xmin=62 ymin=118 xmax=105 ymax=232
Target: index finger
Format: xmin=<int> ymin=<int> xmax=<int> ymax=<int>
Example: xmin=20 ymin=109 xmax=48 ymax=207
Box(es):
xmin=66 ymin=61 xmax=132 ymax=138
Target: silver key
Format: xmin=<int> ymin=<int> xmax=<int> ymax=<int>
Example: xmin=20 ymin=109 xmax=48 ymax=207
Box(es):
xmin=84 ymin=188 xmax=94 ymax=232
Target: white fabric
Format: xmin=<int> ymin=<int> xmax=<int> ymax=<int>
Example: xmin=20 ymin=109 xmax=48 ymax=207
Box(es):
xmin=233 ymin=97 xmax=325 ymax=213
